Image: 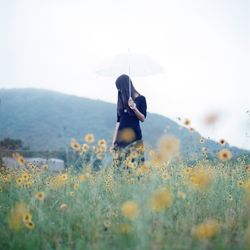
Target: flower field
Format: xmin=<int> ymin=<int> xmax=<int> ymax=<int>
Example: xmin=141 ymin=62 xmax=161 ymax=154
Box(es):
xmin=1 ymin=134 xmax=250 ymax=250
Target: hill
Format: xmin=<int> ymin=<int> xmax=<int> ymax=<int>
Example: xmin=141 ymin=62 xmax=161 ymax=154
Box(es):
xmin=0 ymin=88 xmax=248 ymax=158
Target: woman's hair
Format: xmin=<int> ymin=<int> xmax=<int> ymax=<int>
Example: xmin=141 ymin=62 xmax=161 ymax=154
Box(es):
xmin=115 ymin=74 xmax=140 ymax=116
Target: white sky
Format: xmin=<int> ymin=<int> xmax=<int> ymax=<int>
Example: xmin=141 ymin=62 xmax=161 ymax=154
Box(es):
xmin=0 ymin=0 xmax=250 ymax=149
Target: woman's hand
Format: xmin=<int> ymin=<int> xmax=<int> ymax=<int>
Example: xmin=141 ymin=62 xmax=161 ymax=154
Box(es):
xmin=128 ymin=97 xmax=136 ymax=110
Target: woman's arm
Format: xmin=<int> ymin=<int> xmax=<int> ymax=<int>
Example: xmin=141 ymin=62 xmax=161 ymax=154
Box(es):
xmin=132 ymin=107 xmax=145 ymax=122
xmin=128 ymin=97 xmax=145 ymax=122
xmin=111 ymin=122 xmax=120 ymax=148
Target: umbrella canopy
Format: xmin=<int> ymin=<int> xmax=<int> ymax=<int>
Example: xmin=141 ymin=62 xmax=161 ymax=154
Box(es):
xmin=96 ymin=51 xmax=164 ymax=97
xmin=96 ymin=52 xmax=164 ymax=77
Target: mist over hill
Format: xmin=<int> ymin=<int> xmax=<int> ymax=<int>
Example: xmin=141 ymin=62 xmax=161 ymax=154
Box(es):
xmin=0 ymin=88 xmax=248 ymax=159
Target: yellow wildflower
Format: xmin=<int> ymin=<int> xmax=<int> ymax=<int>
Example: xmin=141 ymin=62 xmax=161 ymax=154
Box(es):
xmin=8 ymin=202 xmax=30 ymax=231
xmin=78 ymin=174 xmax=86 ymax=182
xmin=121 ymin=200 xmax=139 ymax=220
xmin=218 ymin=149 xmax=232 ymax=161
xmin=24 ymin=221 xmax=35 ymax=230
xmin=35 ymin=192 xmax=45 ymax=201
xmin=188 ymin=167 xmax=213 ymax=189
xmin=84 ymin=133 xmax=95 ymax=144
xmin=70 ymin=138 xmax=81 ymax=152
xmin=81 ymin=144 xmax=89 ymax=153
xmin=22 ymin=212 xmax=32 ymax=223
xmin=150 ymin=187 xmax=172 ymax=212
xmin=191 ymin=219 xmax=220 ymax=240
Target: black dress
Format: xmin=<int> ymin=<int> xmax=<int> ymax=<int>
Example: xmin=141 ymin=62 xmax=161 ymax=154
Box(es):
xmin=114 ymin=95 xmax=147 ymax=148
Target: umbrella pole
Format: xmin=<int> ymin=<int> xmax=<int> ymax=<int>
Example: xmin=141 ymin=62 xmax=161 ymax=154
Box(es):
xmin=128 ymin=48 xmax=131 ymax=98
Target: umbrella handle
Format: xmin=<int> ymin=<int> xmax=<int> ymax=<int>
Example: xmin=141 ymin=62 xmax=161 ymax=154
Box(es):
xmin=129 ymin=78 xmax=131 ymax=98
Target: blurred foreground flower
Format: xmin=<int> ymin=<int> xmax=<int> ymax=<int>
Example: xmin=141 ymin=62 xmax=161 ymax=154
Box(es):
xmin=8 ymin=202 xmax=32 ymax=231
xmin=203 ymin=113 xmax=220 ymax=126
xmin=191 ymin=219 xmax=220 ymax=240
xmin=188 ymin=167 xmax=213 ymax=189
xmin=151 ymin=136 xmax=180 ymax=167
xmin=117 ymin=128 xmax=136 ymax=143
xmin=12 ymin=152 xmax=26 ymax=166
xmin=121 ymin=200 xmax=139 ymax=220
xmin=150 ymin=187 xmax=172 ymax=212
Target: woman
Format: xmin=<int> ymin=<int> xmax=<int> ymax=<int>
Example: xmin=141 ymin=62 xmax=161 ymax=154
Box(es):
xmin=111 ymin=74 xmax=147 ymax=170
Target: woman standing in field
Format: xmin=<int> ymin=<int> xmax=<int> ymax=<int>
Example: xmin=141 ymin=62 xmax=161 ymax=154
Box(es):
xmin=111 ymin=74 xmax=147 ymax=170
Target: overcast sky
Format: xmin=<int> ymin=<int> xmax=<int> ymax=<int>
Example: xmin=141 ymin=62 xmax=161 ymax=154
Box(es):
xmin=0 ymin=0 xmax=250 ymax=149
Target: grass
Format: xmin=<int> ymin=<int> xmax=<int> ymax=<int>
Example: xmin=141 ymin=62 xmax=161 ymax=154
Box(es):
xmin=0 ymin=139 xmax=250 ymax=250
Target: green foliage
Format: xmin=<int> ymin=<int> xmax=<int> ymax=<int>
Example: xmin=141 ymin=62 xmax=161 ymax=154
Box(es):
xmin=1 ymin=156 xmax=250 ymax=250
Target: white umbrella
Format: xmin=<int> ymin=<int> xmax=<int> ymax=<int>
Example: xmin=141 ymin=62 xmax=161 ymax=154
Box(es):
xmin=96 ymin=50 xmax=164 ymax=97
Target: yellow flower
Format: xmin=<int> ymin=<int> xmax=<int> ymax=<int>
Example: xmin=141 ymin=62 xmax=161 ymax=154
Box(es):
xmin=21 ymin=172 xmax=31 ymax=181
xmin=24 ymin=220 xmax=35 ymax=230
xmin=61 ymin=173 xmax=68 ymax=181
xmin=73 ymin=183 xmax=80 ymax=190
xmin=126 ymin=161 xmax=136 ymax=169
xmin=117 ymin=128 xmax=136 ymax=143
xmin=138 ymin=164 xmax=149 ymax=175
xmin=41 ymin=164 xmax=49 ymax=171
xmin=188 ymin=168 xmax=213 ymax=189
xmin=237 ymin=180 xmax=244 ymax=188
xmin=70 ymin=138 xmax=81 ymax=152
xmin=218 ymin=149 xmax=232 ymax=161
xmin=157 ymin=136 xmax=180 ymax=163
xmin=183 ymin=118 xmax=191 ymax=126
xmin=12 ymin=153 xmax=26 ymax=165
xmin=130 ymin=150 xmax=139 ymax=159
xmin=25 ymin=180 xmax=33 ymax=188
xmin=8 ymin=202 xmax=30 ymax=231
xmin=81 ymin=143 xmax=89 ymax=153
xmin=121 ymin=200 xmax=139 ymax=220
xmin=191 ymin=219 xmax=220 ymax=240
xmin=244 ymin=179 xmax=250 ymax=192
xmin=84 ymin=133 xmax=95 ymax=144
xmin=22 ymin=212 xmax=32 ymax=223
xmin=98 ymin=139 xmax=106 ymax=147
xmin=16 ymin=177 xmax=23 ymax=186
xmin=2 ymin=174 xmax=11 ymax=182
xmin=78 ymin=174 xmax=86 ymax=182
xmin=35 ymin=192 xmax=45 ymax=201
xmin=99 ymin=144 xmax=107 ymax=152
xmin=150 ymin=187 xmax=172 ymax=212
xmin=69 ymin=191 xmax=75 ymax=197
